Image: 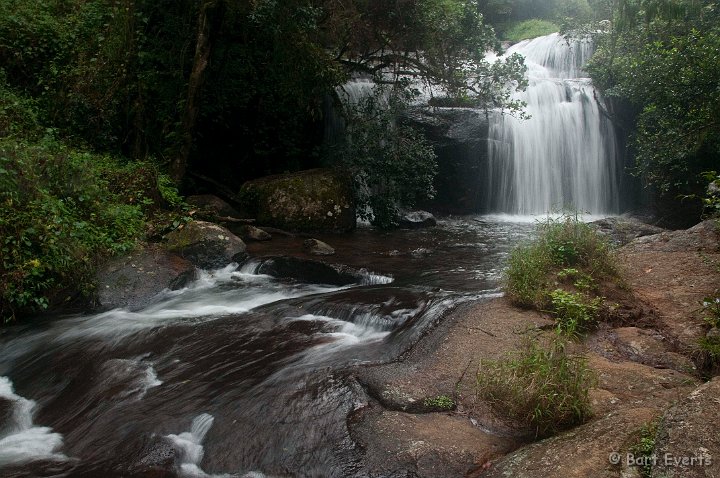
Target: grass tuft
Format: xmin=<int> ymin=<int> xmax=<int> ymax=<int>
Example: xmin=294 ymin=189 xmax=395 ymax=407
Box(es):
xmin=477 ymin=337 xmax=596 ymax=437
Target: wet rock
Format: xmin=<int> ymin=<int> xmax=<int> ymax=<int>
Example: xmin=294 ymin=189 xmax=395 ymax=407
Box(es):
xmin=186 ymin=194 xmax=241 ymax=219
xmin=255 ymin=257 xmax=361 ymax=286
xmin=95 ymin=244 xmax=196 ymax=311
xmin=236 ymin=225 xmax=272 ymax=242
xmin=128 ymin=436 xmax=178 ymax=478
xmin=404 ymin=107 xmax=490 ymax=214
xmin=164 ymin=220 xmax=247 ymax=269
xmin=652 ymin=377 xmax=720 ymax=478
xmin=239 ymin=169 xmax=355 ymax=233
xmin=303 ymin=238 xmax=335 ymax=256
xmin=591 ymin=216 xmax=666 ymax=246
xmin=0 ymin=396 xmax=14 ymax=435
xmin=398 ymin=210 xmax=437 ymax=229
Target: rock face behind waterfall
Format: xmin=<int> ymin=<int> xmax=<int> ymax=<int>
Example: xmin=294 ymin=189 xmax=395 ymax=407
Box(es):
xmin=239 ymin=169 xmax=355 ymax=233
xmin=404 ymin=108 xmax=490 ymax=214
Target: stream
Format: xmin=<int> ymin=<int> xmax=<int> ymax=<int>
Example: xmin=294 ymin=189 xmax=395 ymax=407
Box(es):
xmin=0 ymin=216 xmax=540 ymax=477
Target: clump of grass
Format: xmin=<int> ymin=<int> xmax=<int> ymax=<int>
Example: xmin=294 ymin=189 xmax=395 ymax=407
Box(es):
xmin=503 ymin=19 xmax=560 ymax=43
xmin=423 ymin=395 xmax=455 ymax=411
xmin=477 ymin=337 xmax=596 ymax=437
xmin=696 ymin=296 xmax=720 ymax=373
xmin=505 ymin=214 xmax=618 ymax=310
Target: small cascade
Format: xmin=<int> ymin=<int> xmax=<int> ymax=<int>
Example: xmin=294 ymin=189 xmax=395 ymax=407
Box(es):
xmin=487 ymin=33 xmax=620 ymax=215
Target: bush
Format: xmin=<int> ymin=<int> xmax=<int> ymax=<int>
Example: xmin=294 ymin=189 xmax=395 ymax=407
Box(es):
xmin=334 ymin=87 xmax=437 ymax=229
xmin=0 ymin=136 xmax=150 ymax=322
xmin=477 ymin=337 xmax=596 ymax=437
xmin=503 ymin=19 xmax=560 ymax=42
xmin=505 ymin=214 xmax=618 ymax=309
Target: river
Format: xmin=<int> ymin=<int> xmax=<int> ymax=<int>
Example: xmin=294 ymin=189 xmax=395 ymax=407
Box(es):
xmin=0 ymin=217 xmax=538 ymax=477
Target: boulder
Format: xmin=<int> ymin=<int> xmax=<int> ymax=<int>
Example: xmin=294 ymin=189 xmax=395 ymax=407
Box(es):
xmin=254 ymin=257 xmax=361 ymax=285
xmin=303 ymin=238 xmax=335 ymax=256
xmin=398 ymin=210 xmax=437 ymax=229
xmin=186 ymin=194 xmax=241 ymax=219
xmin=591 ymin=216 xmax=666 ymax=246
xmin=95 ymin=244 xmax=196 ymax=311
xmin=164 ymin=220 xmax=247 ymax=269
xmin=239 ymin=169 xmax=355 ymax=233
xmin=236 ymin=225 xmax=272 ymax=242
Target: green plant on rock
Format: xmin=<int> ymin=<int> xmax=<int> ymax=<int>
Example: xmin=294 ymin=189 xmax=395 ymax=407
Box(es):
xmin=505 ymin=214 xmax=617 ymax=309
xmin=702 ymin=296 xmax=720 ymax=328
xmin=629 ymin=419 xmax=659 ymax=478
xmin=549 ymin=289 xmax=602 ymax=338
xmin=477 ymin=337 xmax=596 ymax=437
xmin=423 ymin=395 xmax=455 ymax=411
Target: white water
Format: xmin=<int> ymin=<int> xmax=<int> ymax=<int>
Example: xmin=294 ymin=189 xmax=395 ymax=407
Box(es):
xmin=0 ymin=376 xmax=67 ymax=465
xmin=487 ymin=33 xmax=620 ymax=215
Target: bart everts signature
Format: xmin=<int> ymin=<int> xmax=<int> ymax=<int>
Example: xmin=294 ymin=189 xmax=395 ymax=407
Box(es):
xmin=608 ymin=452 xmax=713 ymax=467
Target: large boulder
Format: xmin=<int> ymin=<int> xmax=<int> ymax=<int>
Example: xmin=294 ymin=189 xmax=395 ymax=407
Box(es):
xmin=95 ymin=244 xmax=196 ymax=311
xmin=591 ymin=216 xmax=666 ymax=246
xmin=164 ymin=220 xmax=247 ymax=269
xmin=239 ymin=169 xmax=355 ymax=233
xmin=303 ymin=238 xmax=335 ymax=256
xmin=186 ymin=194 xmax=241 ymax=219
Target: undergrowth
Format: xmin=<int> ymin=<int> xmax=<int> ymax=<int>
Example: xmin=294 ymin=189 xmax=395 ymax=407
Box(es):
xmin=502 ymin=19 xmax=560 ymax=42
xmin=477 ymin=337 xmax=596 ymax=437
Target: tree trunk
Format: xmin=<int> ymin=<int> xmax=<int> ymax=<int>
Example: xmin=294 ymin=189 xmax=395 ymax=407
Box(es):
xmin=170 ymin=0 xmax=216 ymax=183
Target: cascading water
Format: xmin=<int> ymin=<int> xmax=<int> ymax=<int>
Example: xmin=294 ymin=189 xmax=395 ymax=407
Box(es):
xmin=487 ymin=33 xmax=621 ymax=215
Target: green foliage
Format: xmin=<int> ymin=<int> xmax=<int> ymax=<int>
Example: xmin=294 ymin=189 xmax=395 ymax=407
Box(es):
xmin=423 ymin=395 xmax=456 ymax=410
xmin=505 ymin=214 xmax=618 ymax=308
xmin=0 ymin=136 xmax=148 ymax=322
xmin=587 ymin=1 xmax=720 ymax=198
xmin=549 ymin=289 xmax=602 ymax=338
xmin=337 ymin=88 xmax=438 ymax=229
xmin=503 ymin=19 xmax=560 ymax=42
xmin=700 ymin=171 xmax=720 ymax=219
xmin=477 ymin=337 xmax=596 ymax=437
xmin=703 ymin=296 xmax=720 ymax=328
xmin=630 ymin=420 xmax=659 ymax=478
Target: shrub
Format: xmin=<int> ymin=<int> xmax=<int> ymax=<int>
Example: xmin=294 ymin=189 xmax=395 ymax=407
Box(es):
xmin=505 ymin=214 xmax=618 ymax=309
xmin=334 ymin=86 xmax=437 ymax=229
xmin=0 ymin=136 xmax=149 ymax=322
xmin=477 ymin=337 xmax=596 ymax=437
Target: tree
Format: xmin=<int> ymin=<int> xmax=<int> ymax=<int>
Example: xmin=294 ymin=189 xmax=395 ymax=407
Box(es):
xmin=587 ymin=0 xmax=720 ymax=196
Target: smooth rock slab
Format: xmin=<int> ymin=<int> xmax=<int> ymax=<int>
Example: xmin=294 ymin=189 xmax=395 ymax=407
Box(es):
xmin=652 ymin=377 xmax=720 ymax=478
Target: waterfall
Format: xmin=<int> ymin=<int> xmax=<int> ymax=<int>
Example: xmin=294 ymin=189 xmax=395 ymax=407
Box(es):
xmin=487 ymin=33 xmax=620 ymax=215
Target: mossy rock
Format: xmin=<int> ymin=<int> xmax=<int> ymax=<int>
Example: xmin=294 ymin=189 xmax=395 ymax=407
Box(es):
xmin=239 ymin=169 xmax=355 ymax=233
xmin=164 ymin=220 xmax=247 ymax=269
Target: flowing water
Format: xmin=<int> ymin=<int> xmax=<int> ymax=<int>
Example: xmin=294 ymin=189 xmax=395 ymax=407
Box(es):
xmin=0 ymin=217 xmax=535 ymax=478
xmin=487 ymin=33 xmax=621 ymax=215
